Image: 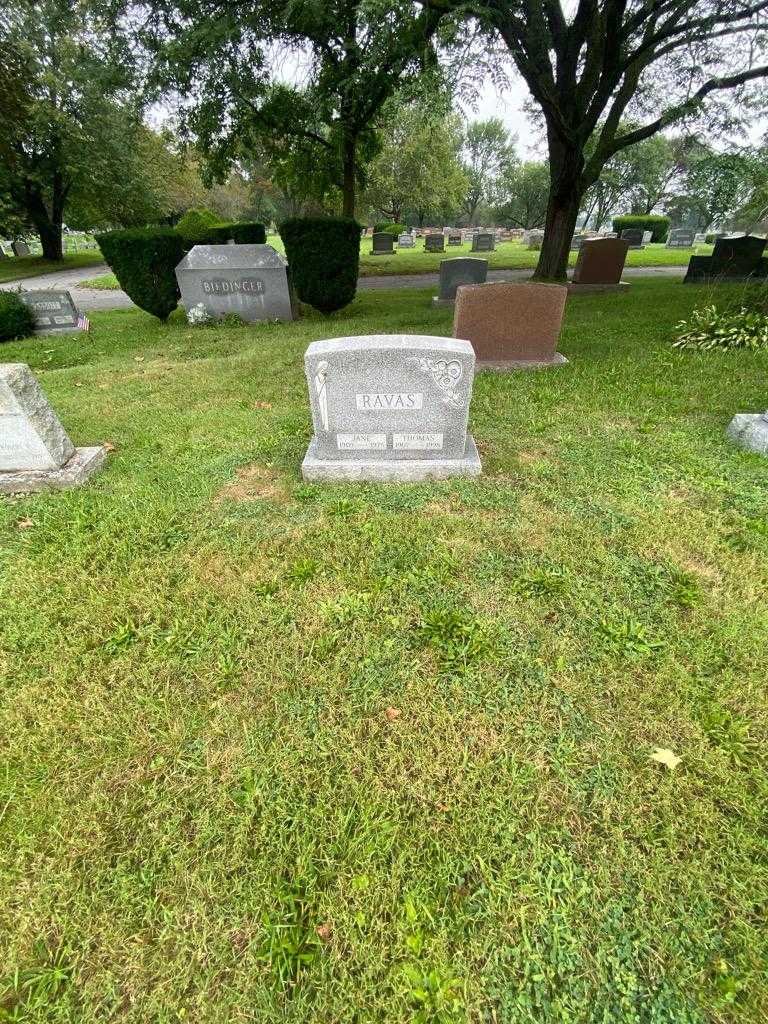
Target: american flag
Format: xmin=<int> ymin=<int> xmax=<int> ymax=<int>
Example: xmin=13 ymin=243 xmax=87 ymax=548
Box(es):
xmin=77 ymin=313 xmax=91 ymax=332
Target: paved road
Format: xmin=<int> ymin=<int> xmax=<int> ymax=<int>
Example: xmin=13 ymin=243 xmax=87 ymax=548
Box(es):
xmin=1 ymin=262 xmax=686 ymax=312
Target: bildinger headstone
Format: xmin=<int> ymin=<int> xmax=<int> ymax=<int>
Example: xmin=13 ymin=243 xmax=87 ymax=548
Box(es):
xmin=398 ymin=233 xmax=415 ymax=248
xmin=425 ymin=234 xmax=445 ymax=253
xmin=301 ymin=335 xmax=481 ymax=481
xmin=432 ymin=258 xmax=488 ymax=307
xmin=0 ymin=363 xmax=107 ymax=493
xmin=371 ymin=232 xmax=395 ymax=255
xmin=12 ymin=241 xmax=30 ymax=258
xmin=666 ymin=229 xmax=695 ymax=248
xmin=175 ymin=244 xmax=295 ymax=322
xmin=684 ymin=234 xmax=768 ymax=284
xmin=570 ymin=238 xmax=630 ymax=291
xmin=18 ymin=290 xmax=81 ymax=334
xmin=471 ymin=232 xmax=495 ymax=252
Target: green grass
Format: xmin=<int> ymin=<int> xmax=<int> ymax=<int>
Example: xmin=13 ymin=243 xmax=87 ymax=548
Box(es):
xmin=0 ymin=251 xmax=104 ymax=284
xmin=80 ymin=240 xmax=708 ymax=291
xmin=1 ymin=279 xmax=766 ymax=1022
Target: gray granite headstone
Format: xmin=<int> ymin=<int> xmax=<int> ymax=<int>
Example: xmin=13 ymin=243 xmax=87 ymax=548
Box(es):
xmin=301 ymin=335 xmax=481 ymax=481
xmin=432 ymin=258 xmax=488 ymax=307
xmin=398 ymin=233 xmax=415 ymax=248
xmin=371 ymin=232 xmax=395 ymax=255
xmin=471 ymin=233 xmax=495 ymax=252
xmin=175 ymin=244 xmax=294 ymax=322
xmin=570 ymin=234 xmax=588 ymax=250
xmin=18 ymin=290 xmax=81 ymax=334
xmin=621 ymin=229 xmax=644 ymax=249
xmin=0 ymin=364 xmax=107 ymax=493
xmin=527 ymin=230 xmax=544 ymax=250
xmin=12 ymin=241 xmax=31 ymax=257
xmin=667 ymin=229 xmax=695 ymax=248
xmin=425 ymin=234 xmax=445 ymax=253
xmin=448 ymin=234 xmax=462 ymax=246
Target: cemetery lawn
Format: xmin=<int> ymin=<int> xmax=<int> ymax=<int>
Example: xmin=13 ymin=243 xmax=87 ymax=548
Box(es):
xmin=0 ymin=252 xmax=104 ymax=284
xmin=1 ymin=278 xmax=767 ymax=1022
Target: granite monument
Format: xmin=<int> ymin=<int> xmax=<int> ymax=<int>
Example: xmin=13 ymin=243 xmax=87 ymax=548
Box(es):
xmin=432 ymin=258 xmax=488 ymax=307
xmin=175 ymin=244 xmax=295 ymax=322
xmin=569 ymin=238 xmax=630 ymax=291
xmin=18 ymin=290 xmax=82 ymax=334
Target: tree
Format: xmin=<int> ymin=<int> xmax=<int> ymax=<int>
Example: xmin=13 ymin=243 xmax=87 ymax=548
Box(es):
xmin=668 ymin=145 xmax=756 ymax=231
xmin=461 ymin=118 xmax=514 ymax=224
xmin=364 ymin=94 xmax=467 ymax=225
xmin=0 ymin=0 xmax=143 ymax=258
xmin=455 ymin=0 xmax=768 ymax=278
xmin=493 ymin=161 xmax=549 ymax=229
xmin=145 ymin=0 xmax=448 ymax=217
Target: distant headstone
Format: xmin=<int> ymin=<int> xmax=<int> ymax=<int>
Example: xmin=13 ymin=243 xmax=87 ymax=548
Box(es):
xmin=569 ymin=238 xmax=630 ymax=291
xmin=693 ymin=233 xmax=708 ymax=245
xmin=570 ymin=234 xmax=588 ymax=250
xmin=453 ymin=282 xmax=568 ymax=370
xmin=666 ymin=229 xmax=695 ymax=248
xmin=371 ymin=232 xmax=395 ymax=255
xmin=425 ymin=233 xmax=445 ymax=253
xmin=301 ymin=335 xmax=481 ymax=481
xmin=18 ymin=290 xmax=82 ymax=334
xmin=471 ymin=232 xmax=495 ymax=252
xmin=398 ymin=233 xmax=415 ymax=248
xmin=642 ymin=230 xmax=653 ymax=244
xmin=527 ymin=231 xmax=544 ymax=250
xmin=448 ymin=233 xmax=462 ymax=246
xmin=727 ymin=410 xmax=768 ymax=455
xmin=684 ymin=234 xmax=768 ymax=284
xmin=621 ymin=228 xmax=644 ymax=249
xmin=432 ymin=258 xmax=488 ymax=307
xmin=0 ymin=363 xmax=107 ymax=493
xmin=175 ymin=244 xmax=295 ymax=322
xmin=12 ymin=241 xmax=30 ymax=258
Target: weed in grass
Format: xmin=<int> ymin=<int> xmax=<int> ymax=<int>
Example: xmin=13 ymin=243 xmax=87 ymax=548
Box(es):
xmin=0 ymin=942 xmax=73 ymax=1022
xmin=285 ymin=558 xmax=320 ymax=583
xmin=511 ymin=565 xmax=569 ymax=599
xmin=700 ymin=706 xmax=757 ymax=766
xmin=595 ymin=615 xmax=664 ymax=658
xmin=259 ymin=886 xmax=322 ymax=991
xmin=419 ymin=608 xmax=489 ymax=674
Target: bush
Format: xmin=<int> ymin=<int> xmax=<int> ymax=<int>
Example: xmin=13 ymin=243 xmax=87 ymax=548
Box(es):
xmin=227 ymin=222 xmax=267 ymax=245
xmin=177 ymin=219 xmax=267 ymax=247
xmin=373 ymin=221 xmax=406 ymax=237
xmin=0 ymin=291 xmax=36 ymax=343
xmin=673 ymin=302 xmax=768 ymax=351
xmin=280 ymin=217 xmax=362 ymax=314
xmin=97 ymin=227 xmax=185 ymax=321
xmin=612 ymin=214 xmax=670 ymax=242
xmin=175 ymin=208 xmax=220 ymax=244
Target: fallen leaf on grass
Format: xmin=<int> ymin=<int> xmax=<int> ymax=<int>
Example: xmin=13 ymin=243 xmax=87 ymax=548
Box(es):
xmin=17 ymin=518 xmax=34 ymax=529
xmin=384 ymin=707 xmax=401 ymax=722
xmin=650 ymin=747 xmax=682 ymax=770
xmin=253 ymin=401 xmax=273 ymax=410
xmin=134 ymin=356 xmax=145 ymax=363
xmin=103 ymin=441 xmax=116 ymax=452
xmin=315 ymin=923 xmax=332 ymax=941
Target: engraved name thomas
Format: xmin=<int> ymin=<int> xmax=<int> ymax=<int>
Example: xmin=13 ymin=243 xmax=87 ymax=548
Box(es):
xmin=356 ymin=392 xmax=423 ymax=410
xmin=201 ymin=277 xmax=265 ymax=296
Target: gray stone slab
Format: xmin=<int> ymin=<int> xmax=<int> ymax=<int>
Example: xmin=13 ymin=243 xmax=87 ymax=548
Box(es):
xmin=18 ymin=289 xmax=81 ymax=334
xmin=0 ymin=445 xmax=108 ymax=494
xmin=727 ymin=412 xmax=768 ymax=454
xmin=425 ymin=234 xmax=445 ymax=253
xmin=371 ymin=232 xmax=395 ymax=255
xmin=471 ymin=233 xmax=495 ymax=252
xmin=302 ymin=334 xmax=479 ymax=477
xmin=398 ymin=233 xmax=415 ymax=248
xmin=175 ymin=244 xmax=295 ymax=322
xmin=0 ymin=363 xmax=75 ymax=471
xmin=12 ymin=241 xmax=30 ymax=258
xmin=302 ymin=434 xmax=481 ymax=481
xmin=433 ymin=257 xmax=488 ymax=304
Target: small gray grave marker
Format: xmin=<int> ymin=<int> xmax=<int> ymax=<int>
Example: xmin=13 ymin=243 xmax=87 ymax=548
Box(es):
xmin=371 ymin=232 xmax=395 ymax=255
xmin=471 ymin=233 xmax=495 ymax=252
xmin=18 ymin=290 xmax=81 ymax=334
xmin=424 ymin=234 xmax=445 ymax=253
xmin=432 ymin=258 xmax=488 ymax=307
xmin=12 ymin=241 xmax=31 ymax=258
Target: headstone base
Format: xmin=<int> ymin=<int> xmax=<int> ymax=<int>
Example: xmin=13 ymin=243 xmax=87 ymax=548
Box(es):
xmin=476 ymin=353 xmax=568 ymax=372
xmin=727 ymin=413 xmax=768 ymax=455
xmin=301 ymin=435 xmax=482 ymax=482
xmin=0 ymin=446 xmax=108 ymax=494
xmin=567 ymin=281 xmax=630 ymax=293
xmin=32 ymin=324 xmax=83 ymax=336
xmin=431 ymin=296 xmax=455 ymax=307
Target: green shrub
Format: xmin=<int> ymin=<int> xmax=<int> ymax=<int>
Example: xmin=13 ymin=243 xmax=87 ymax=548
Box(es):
xmin=673 ymin=303 xmax=768 ymax=351
xmin=0 ymin=291 xmax=36 ymax=342
xmin=178 ymin=220 xmax=267 ymax=247
xmin=175 ymin=207 xmax=220 ymax=244
xmin=227 ymin=222 xmax=267 ymax=245
xmin=373 ymin=221 xmax=406 ymax=236
xmin=280 ymin=216 xmax=362 ymax=314
xmin=96 ymin=227 xmax=185 ymax=321
xmin=612 ymin=214 xmax=670 ymax=242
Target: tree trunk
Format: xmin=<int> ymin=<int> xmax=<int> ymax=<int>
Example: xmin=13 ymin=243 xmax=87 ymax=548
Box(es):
xmin=25 ymin=175 xmax=65 ymax=260
xmin=341 ymin=133 xmax=357 ymax=218
xmin=534 ymin=136 xmax=586 ymax=280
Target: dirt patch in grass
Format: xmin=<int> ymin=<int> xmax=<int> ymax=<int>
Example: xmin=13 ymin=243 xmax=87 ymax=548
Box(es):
xmin=215 ymin=463 xmax=289 ymax=504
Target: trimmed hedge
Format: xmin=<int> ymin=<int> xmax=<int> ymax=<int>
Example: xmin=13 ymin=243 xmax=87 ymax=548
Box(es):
xmin=612 ymin=214 xmax=670 ymax=242
xmin=373 ymin=221 xmax=406 ymax=236
xmin=280 ymin=217 xmax=362 ymax=314
xmin=97 ymin=227 xmax=185 ymax=321
xmin=175 ymin=208 xmax=219 ymax=244
xmin=0 ymin=291 xmax=36 ymax=343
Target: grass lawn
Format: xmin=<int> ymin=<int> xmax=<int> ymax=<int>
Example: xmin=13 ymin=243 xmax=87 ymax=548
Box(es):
xmin=1 ymin=279 xmax=766 ymax=1022
xmin=78 ymin=240 xmax=710 ymax=289
xmin=0 ymin=251 xmax=104 ymax=284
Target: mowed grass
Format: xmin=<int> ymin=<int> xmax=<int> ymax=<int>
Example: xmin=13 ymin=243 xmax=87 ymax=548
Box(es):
xmin=78 ymin=239 xmax=709 ymax=289
xmin=0 ymin=251 xmax=104 ymax=284
xmin=1 ymin=279 xmax=767 ymax=1023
